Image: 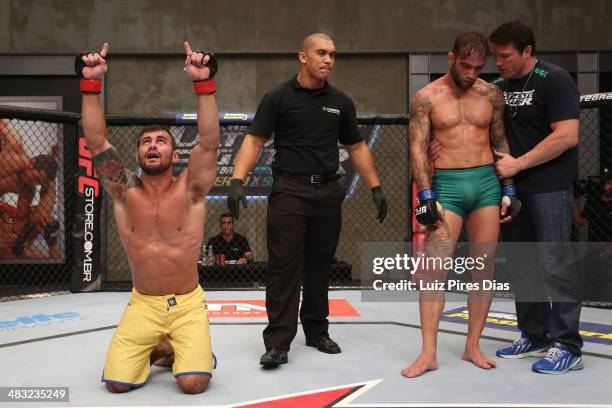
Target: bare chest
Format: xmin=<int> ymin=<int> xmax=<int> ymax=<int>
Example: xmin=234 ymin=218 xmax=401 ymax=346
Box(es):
xmin=431 ymin=95 xmax=493 ymax=130
xmin=115 ymin=189 xmax=204 ymax=243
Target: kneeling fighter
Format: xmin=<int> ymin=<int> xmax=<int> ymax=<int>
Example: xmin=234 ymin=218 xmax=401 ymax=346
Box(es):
xmin=78 ymin=42 xmax=219 ymax=393
xmin=402 ymin=32 xmax=520 ymax=378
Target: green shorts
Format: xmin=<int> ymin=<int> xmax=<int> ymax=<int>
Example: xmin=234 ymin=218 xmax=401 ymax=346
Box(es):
xmin=432 ymin=164 xmax=501 ymax=219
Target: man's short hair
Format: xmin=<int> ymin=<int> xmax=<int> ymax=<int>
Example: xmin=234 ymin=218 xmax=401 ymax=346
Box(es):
xmin=489 ymin=21 xmax=536 ymax=55
xmin=32 ymin=154 xmax=57 ymax=181
xmin=452 ymin=32 xmax=490 ymax=60
xmin=220 ymin=212 xmax=234 ymax=221
xmin=136 ymin=125 xmax=176 ymax=150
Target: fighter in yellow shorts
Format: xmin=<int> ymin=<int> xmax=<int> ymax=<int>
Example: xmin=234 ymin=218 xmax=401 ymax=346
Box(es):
xmin=78 ymin=41 xmax=220 ymax=394
xmin=103 ymin=286 xmax=216 ymax=388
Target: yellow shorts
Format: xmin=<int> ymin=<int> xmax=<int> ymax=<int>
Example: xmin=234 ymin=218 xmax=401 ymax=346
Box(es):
xmin=102 ymin=285 xmax=215 ymax=387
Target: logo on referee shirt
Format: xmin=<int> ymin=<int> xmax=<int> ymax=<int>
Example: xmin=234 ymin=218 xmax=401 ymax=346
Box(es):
xmin=322 ymin=106 xmax=340 ymax=115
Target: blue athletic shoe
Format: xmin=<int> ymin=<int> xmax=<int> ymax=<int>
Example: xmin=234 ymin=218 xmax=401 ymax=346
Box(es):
xmin=496 ymin=336 xmax=549 ymax=359
xmin=532 ymin=343 xmax=584 ymax=374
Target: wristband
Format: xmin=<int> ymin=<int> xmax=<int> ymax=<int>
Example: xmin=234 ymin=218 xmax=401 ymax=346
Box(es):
xmin=80 ymin=79 xmax=102 ymax=94
xmin=193 ymin=79 xmax=216 ymax=95
xmin=502 ymin=185 xmax=518 ymax=196
xmin=417 ymin=189 xmax=436 ymax=202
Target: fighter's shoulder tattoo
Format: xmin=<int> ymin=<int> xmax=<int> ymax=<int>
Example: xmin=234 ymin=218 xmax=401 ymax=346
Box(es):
xmin=92 ymin=146 xmax=138 ymax=190
xmin=473 ymin=81 xmax=501 ymax=106
xmin=410 ymin=91 xmax=433 ymax=116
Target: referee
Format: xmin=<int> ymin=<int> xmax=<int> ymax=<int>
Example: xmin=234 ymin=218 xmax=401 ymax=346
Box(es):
xmin=228 ymin=32 xmax=387 ymax=368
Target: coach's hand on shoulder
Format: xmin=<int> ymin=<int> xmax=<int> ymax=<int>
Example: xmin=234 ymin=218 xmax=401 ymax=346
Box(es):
xmin=227 ymin=178 xmax=247 ymax=220
xmin=371 ymin=186 xmax=388 ymax=223
xmin=75 ymin=43 xmax=109 ymax=80
xmin=415 ymin=189 xmax=444 ymax=226
xmin=183 ymin=41 xmax=218 ymax=82
xmin=500 ymin=184 xmax=521 ymax=223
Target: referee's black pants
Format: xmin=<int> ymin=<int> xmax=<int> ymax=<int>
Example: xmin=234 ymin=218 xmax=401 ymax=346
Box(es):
xmin=263 ymin=174 xmax=346 ymax=351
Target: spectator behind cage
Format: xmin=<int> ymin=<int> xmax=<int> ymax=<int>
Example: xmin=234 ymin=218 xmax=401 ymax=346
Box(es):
xmin=206 ymin=213 xmax=253 ymax=264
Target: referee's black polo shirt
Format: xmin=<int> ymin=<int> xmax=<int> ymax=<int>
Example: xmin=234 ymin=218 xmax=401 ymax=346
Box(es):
xmin=247 ymin=76 xmax=362 ymax=176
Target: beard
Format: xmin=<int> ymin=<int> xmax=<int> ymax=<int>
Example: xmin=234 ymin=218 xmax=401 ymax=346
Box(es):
xmin=450 ymin=64 xmax=474 ymax=91
xmin=138 ymin=157 xmax=172 ymax=176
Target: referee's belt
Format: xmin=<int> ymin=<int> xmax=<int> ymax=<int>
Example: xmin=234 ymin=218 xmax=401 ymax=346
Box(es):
xmin=274 ymin=171 xmax=341 ymax=184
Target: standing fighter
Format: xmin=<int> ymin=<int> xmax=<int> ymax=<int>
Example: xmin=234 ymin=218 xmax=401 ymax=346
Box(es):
xmin=402 ymin=32 xmax=519 ymax=378
xmin=78 ymin=41 xmax=219 ymax=393
xmin=490 ymin=21 xmax=583 ymax=374
xmin=228 ymin=33 xmax=388 ymax=367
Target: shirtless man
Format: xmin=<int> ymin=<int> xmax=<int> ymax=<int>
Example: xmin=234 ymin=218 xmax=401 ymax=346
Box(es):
xmin=402 ymin=32 xmax=520 ymax=378
xmin=0 ymin=120 xmax=58 ymax=257
xmin=78 ymin=42 xmax=219 ymax=393
xmin=0 ymin=119 xmax=32 ymax=179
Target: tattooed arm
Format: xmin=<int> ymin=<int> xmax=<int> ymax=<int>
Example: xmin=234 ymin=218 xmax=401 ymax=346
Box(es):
xmin=82 ymin=87 xmax=134 ymax=201
xmin=409 ymin=90 xmax=433 ymax=191
xmin=489 ymin=86 xmax=514 ymax=186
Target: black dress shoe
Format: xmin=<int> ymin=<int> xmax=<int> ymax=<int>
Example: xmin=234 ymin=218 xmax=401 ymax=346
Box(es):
xmin=306 ymin=335 xmax=342 ymax=354
xmin=260 ymin=347 xmax=288 ymax=367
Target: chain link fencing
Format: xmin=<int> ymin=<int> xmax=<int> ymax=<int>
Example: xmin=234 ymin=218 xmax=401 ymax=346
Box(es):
xmin=0 ymin=106 xmax=79 ymax=301
xmin=1 ymin=94 xmax=611 ymax=304
xmin=101 ymin=114 xmax=410 ymax=291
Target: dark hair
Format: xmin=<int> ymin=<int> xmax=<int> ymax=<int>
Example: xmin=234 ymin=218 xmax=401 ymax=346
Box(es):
xmin=220 ymin=212 xmax=234 ymax=221
xmin=489 ymin=21 xmax=536 ymax=55
xmin=32 ymin=154 xmax=58 ymax=181
xmin=452 ymin=32 xmax=489 ymax=60
xmin=136 ymin=125 xmax=176 ymax=150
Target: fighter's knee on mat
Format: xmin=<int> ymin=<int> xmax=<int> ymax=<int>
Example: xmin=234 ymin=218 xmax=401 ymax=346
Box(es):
xmin=105 ymin=382 xmax=132 ymax=393
xmin=177 ymin=374 xmax=210 ymax=394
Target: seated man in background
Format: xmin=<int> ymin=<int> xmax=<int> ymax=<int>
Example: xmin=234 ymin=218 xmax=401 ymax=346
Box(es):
xmin=207 ymin=212 xmax=253 ymax=264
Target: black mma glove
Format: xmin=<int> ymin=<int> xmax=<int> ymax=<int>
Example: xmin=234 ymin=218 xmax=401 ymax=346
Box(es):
xmin=190 ymin=50 xmax=218 ymax=94
xmin=501 ymin=184 xmax=521 ymax=220
xmin=227 ymin=178 xmax=247 ymax=220
xmin=192 ymin=50 xmax=218 ymax=79
xmin=371 ymin=186 xmax=388 ymax=223
xmin=415 ymin=189 xmax=442 ymax=226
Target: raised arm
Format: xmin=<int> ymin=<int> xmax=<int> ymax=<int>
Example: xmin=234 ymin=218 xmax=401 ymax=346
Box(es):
xmin=409 ymin=90 xmax=433 ymax=191
xmin=78 ymin=43 xmax=132 ymax=201
xmin=183 ymin=41 xmax=220 ymax=200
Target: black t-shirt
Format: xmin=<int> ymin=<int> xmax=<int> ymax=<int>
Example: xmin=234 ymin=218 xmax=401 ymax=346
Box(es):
xmin=492 ymin=61 xmax=580 ymax=195
xmin=206 ymin=233 xmax=252 ymax=261
xmin=248 ymin=76 xmax=362 ymax=175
